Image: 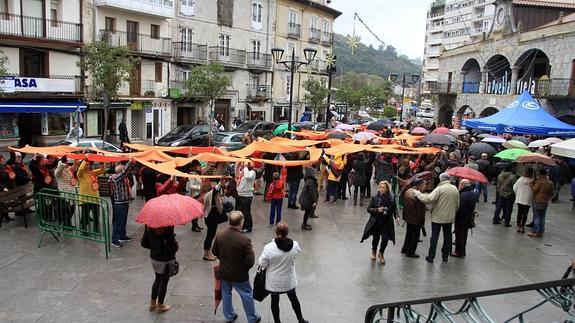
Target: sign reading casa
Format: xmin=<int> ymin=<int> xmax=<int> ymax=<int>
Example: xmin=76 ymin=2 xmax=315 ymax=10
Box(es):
xmin=0 ymin=77 xmax=76 ymax=93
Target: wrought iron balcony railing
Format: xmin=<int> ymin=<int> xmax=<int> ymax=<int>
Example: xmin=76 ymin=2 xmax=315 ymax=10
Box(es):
xmin=100 ymin=30 xmax=171 ymax=56
xmin=321 ymin=31 xmax=333 ymax=45
xmin=247 ymin=84 xmax=271 ymax=99
xmin=309 ymin=28 xmax=321 ymax=43
xmin=246 ymin=53 xmax=272 ymax=70
xmin=0 ymin=12 xmax=82 ymax=43
xmin=172 ymin=42 xmax=207 ymax=61
xmin=208 ymin=47 xmax=246 ymax=66
xmin=288 ymin=23 xmax=301 ymax=38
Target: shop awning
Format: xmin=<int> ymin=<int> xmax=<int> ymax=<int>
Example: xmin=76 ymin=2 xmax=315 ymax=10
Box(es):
xmin=246 ymin=102 xmax=270 ymax=112
xmin=0 ymin=100 xmax=87 ymax=113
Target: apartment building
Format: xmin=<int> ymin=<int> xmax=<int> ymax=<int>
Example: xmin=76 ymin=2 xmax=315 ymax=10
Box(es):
xmin=271 ymin=0 xmax=341 ymax=122
xmin=422 ymin=0 xmax=496 ymax=94
xmin=0 ymin=0 xmax=84 ymax=146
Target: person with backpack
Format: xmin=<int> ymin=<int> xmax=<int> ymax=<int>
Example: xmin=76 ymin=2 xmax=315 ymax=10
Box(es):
xmin=298 ymin=166 xmax=318 ymax=230
xmin=267 ymin=172 xmax=286 ymax=225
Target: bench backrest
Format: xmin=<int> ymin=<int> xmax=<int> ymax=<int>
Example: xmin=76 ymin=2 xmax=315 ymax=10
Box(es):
xmin=0 ymin=183 xmax=34 ymax=201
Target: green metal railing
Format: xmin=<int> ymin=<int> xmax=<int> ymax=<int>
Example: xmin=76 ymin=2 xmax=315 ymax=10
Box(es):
xmin=35 ymin=188 xmax=111 ymax=258
xmin=365 ymin=271 xmax=575 ymax=323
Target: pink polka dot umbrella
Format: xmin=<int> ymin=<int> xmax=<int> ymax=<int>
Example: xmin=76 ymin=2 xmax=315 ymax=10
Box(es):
xmin=136 ymin=193 xmax=204 ymax=228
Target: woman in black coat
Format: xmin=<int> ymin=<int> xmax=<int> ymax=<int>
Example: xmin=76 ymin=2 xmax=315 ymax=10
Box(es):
xmin=352 ymin=153 xmax=368 ymax=206
xmin=142 ymin=225 xmax=178 ymax=314
xmin=361 ymin=181 xmax=399 ymax=265
xmin=298 ymin=166 xmax=318 ymax=230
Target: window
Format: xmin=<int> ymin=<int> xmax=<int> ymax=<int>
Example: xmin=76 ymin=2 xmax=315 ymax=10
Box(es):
xmin=155 ymin=62 xmax=162 ymax=82
xmin=49 ymin=0 xmax=59 ymax=26
xmin=323 ymin=20 xmax=331 ymax=33
xmin=151 ymin=24 xmax=160 ymax=39
xmin=251 ymin=2 xmax=263 ymax=30
xmin=180 ymin=27 xmax=193 ymax=52
xmin=105 ymin=17 xmax=116 ymax=32
xmin=288 ymin=10 xmax=297 ymax=26
xmin=181 ymin=69 xmax=190 ymax=81
xmin=251 ymin=40 xmax=261 ymax=59
xmin=219 ymin=34 xmax=230 ymax=56
xmin=181 ymin=0 xmax=195 ymax=16
xmin=287 ymin=42 xmax=296 ymax=58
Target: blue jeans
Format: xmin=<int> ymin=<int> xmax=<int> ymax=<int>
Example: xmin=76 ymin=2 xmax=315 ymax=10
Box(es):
xmin=326 ymin=180 xmax=338 ymax=202
xmin=288 ymin=181 xmax=300 ymax=206
xmin=220 ymin=280 xmax=259 ymax=323
xmin=532 ymin=203 xmax=548 ymax=234
xmin=111 ymin=202 xmax=129 ymax=243
xmin=269 ymin=198 xmax=283 ymax=224
xmin=474 ymin=183 xmax=488 ymax=202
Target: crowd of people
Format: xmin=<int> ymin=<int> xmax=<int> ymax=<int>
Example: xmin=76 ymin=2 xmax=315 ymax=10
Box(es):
xmin=2 ymin=119 xmax=575 ymax=323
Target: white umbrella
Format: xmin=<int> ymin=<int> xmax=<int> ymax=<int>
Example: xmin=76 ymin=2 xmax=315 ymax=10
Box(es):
xmin=502 ymin=140 xmax=528 ymax=150
xmin=551 ymin=138 xmax=575 ymax=158
xmin=482 ymin=136 xmax=506 ymax=143
xmin=450 ymin=129 xmax=468 ymax=136
xmin=527 ymin=139 xmax=551 ymax=149
xmin=546 ymin=137 xmax=563 ymax=144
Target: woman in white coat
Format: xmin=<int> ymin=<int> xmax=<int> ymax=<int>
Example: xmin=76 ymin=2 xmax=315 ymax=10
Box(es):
xmin=258 ymin=223 xmax=308 ymax=323
xmin=513 ymin=167 xmax=534 ymax=233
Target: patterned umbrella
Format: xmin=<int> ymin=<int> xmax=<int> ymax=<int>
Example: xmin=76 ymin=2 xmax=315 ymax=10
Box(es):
xmin=136 ymin=193 xmax=203 ymax=228
xmin=335 ymin=123 xmax=354 ymax=131
xmin=411 ymin=127 xmax=429 ymax=135
xmin=353 ymin=131 xmax=377 ymax=142
xmin=432 ymin=127 xmax=450 ymax=134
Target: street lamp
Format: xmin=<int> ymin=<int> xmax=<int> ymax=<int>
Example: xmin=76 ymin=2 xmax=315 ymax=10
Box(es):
xmin=389 ymin=73 xmax=420 ymax=122
xmin=325 ymin=55 xmax=337 ymax=128
xmin=271 ymin=47 xmax=317 ymax=132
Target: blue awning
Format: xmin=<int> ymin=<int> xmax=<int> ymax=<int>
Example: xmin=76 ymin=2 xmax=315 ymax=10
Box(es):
xmin=0 ymin=100 xmax=87 ymax=113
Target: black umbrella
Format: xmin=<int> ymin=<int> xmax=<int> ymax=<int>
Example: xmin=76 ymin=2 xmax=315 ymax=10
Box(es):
xmin=328 ymin=132 xmax=351 ymax=139
xmin=468 ymin=142 xmax=497 ymax=158
xmin=421 ymin=134 xmax=453 ymax=146
xmin=367 ymin=122 xmax=386 ymax=132
xmin=377 ymin=119 xmax=393 ymax=126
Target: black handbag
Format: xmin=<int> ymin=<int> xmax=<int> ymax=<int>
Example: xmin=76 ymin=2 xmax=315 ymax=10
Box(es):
xmin=253 ymin=266 xmax=268 ymax=302
xmin=140 ymin=226 xmax=151 ymax=249
xmin=165 ymin=260 xmax=179 ymax=277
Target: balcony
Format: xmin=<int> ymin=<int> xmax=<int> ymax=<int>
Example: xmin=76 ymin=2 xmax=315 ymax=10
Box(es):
xmin=462 ymin=81 xmax=480 ymax=93
xmin=246 ymin=53 xmax=272 ymax=71
xmin=429 ymin=24 xmax=443 ymax=33
xmin=287 ymin=23 xmax=301 ymax=38
xmin=172 ymin=42 xmax=207 ymax=62
xmin=426 ymin=48 xmax=441 ymax=58
xmin=424 ymin=81 xmax=458 ymax=94
xmin=100 ymin=30 xmax=171 ymax=57
xmin=247 ymin=84 xmax=271 ymax=101
xmin=0 ymin=74 xmax=83 ymax=96
xmin=321 ymin=32 xmax=333 ymax=46
xmin=94 ymin=0 xmax=174 ymax=18
xmin=308 ymin=60 xmax=328 ymax=74
xmin=309 ymin=28 xmax=321 ymax=43
xmin=168 ymin=81 xmax=188 ymax=99
xmin=208 ymin=47 xmax=246 ymax=67
xmin=0 ymin=12 xmax=82 ymax=43
xmin=517 ymin=78 xmax=575 ymax=97
xmin=429 ymin=11 xmax=444 ymax=20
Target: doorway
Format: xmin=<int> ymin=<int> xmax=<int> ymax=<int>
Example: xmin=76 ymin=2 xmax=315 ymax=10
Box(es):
xmin=126 ymin=21 xmax=139 ymax=51
xmin=130 ymin=62 xmax=141 ymax=96
xmin=214 ymin=99 xmax=230 ymax=130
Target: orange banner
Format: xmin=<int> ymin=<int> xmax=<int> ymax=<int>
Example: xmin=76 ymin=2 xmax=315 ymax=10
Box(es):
xmin=229 ymin=141 xmax=303 ymax=157
xmin=9 ymin=145 xmax=84 ymax=156
xmin=135 ymin=159 xmax=226 ymax=179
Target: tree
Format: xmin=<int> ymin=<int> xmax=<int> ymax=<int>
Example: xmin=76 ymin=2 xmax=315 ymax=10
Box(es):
xmin=383 ymin=105 xmax=397 ymax=118
xmin=78 ymin=41 xmax=139 ymax=142
xmin=303 ymin=78 xmax=329 ymax=116
xmin=184 ymin=62 xmax=231 ymax=143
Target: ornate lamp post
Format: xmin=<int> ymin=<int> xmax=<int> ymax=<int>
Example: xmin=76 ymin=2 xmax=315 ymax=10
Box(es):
xmin=271 ymin=47 xmax=317 ymax=132
xmin=325 ymin=54 xmax=337 ymax=128
xmin=389 ymin=73 xmax=420 ymax=122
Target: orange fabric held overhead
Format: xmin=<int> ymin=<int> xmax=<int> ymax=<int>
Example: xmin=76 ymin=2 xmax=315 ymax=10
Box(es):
xmin=230 ymin=141 xmax=302 ymax=157
xmin=251 ymin=147 xmax=324 ymax=166
xmin=9 ymin=145 xmax=84 ymax=156
xmin=172 ymin=153 xmax=250 ymax=167
xmin=268 ymin=137 xmax=328 ymax=147
xmin=66 ymin=153 xmax=127 ymax=163
xmin=124 ymin=143 xmax=225 ymax=156
xmin=135 ymin=159 xmax=225 ymax=179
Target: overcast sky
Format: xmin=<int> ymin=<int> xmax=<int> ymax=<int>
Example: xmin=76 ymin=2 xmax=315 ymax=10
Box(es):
xmin=331 ymin=0 xmax=430 ymax=59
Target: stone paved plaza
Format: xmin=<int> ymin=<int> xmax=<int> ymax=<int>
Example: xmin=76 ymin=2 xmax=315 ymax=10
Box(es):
xmin=0 ymin=184 xmax=574 ymax=323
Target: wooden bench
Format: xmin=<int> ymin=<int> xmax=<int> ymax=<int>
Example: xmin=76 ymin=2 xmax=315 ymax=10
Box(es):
xmin=0 ymin=182 xmax=35 ymax=228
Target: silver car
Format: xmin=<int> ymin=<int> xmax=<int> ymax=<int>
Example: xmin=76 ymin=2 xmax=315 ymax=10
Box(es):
xmin=212 ymin=132 xmax=246 ymax=151
xmin=62 ymin=138 xmax=123 ymax=153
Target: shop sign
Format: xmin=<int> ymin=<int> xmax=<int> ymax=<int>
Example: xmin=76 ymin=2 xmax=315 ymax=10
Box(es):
xmin=0 ymin=77 xmax=76 ymax=93
xmin=130 ymin=102 xmax=144 ymax=110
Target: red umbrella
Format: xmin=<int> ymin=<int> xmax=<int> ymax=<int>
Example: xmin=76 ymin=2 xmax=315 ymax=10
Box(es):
xmin=516 ymin=153 xmax=556 ymax=166
xmin=136 ymin=193 xmax=203 ymax=228
xmin=213 ymin=265 xmax=222 ymax=315
xmin=432 ymin=127 xmax=450 ymax=134
xmin=447 ymin=167 xmax=489 ymax=184
xmin=411 ymin=127 xmax=428 ymax=135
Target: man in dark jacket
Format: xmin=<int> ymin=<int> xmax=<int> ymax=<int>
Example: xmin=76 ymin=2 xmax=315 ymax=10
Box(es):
xmin=118 ymin=119 xmax=130 ymax=147
xmin=400 ymin=179 xmax=427 ymax=258
xmin=453 ymin=179 xmax=477 ymax=257
xmin=286 ymin=153 xmax=304 ymax=209
xmin=298 ymin=166 xmax=318 ymax=230
xmin=212 ymin=211 xmax=261 ymax=323
xmin=493 ymin=164 xmax=516 ymax=226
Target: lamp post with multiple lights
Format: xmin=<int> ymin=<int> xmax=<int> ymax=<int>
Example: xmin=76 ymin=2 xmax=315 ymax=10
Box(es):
xmin=389 ymin=73 xmax=420 ymax=122
xmin=271 ymin=47 xmax=317 ymax=132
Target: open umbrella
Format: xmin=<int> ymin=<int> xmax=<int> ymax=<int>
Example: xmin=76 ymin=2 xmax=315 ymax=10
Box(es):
xmin=273 ymin=124 xmax=298 ymax=136
xmin=516 ymin=153 xmax=556 ymax=166
xmin=353 ymin=131 xmax=377 ymax=142
xmin=367 ymin=122 xmax=386 ymax=132
xmin=546 ymin=137 xmax=563 ymax=144
xmin=477 ymin=133 xmax=492 ymax=139
xmin=494 ymin=148 xmax=529 ymax=161
xmin=450 ymin=129 xmax=468 ymax=136
xmin=528 ymin=139 xmax=551 ymax=149
xmin=421 ymin=134 xmax=453 ymax=146
xmin=213 ymin=265 xmax=222 ymax=314
xmin=411 ymin=127 xmax=428 ymax=135
xmin=432 ymin=127 xmax=450 ymax=134
xmin=377 ymin=119 xmax=393 ymax=126
xmin=328 ymin=132 xmax=351 ymax=139
xmin=447 ymin=167 xmax=488 ymax=184
xmin=511 ymin=136 xmax=530 ymax=144
xmin=136 ymin=194 xmax=203 ymax=228
xmin=468 ymin=142 xmax=497 ymax=158
xmin=335 ymin=123 xmax=354 ymax=131
xmin=481 ymin=136 xmax=506 ymax=144
xmin=502 ymin=140 xmax=528 ymax=150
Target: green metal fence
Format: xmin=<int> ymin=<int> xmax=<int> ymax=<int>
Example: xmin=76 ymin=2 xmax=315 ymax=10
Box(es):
xmin=35 ymin=188 xmax=111 ymax=258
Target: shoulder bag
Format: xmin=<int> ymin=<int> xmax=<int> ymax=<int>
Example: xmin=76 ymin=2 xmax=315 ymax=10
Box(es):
xmin=253 ymin=266 xmax=268 ymax=302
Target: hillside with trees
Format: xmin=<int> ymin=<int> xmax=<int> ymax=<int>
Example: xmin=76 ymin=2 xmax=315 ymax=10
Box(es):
xmin=332 ymin=33 xmax=421 ymax=78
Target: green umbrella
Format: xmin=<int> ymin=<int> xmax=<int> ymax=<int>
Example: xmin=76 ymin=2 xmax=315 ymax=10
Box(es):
xmin=273 ymin=124 xmax=298 ymax=136
xmin=494 ymin=148 xmax=529 ymax=161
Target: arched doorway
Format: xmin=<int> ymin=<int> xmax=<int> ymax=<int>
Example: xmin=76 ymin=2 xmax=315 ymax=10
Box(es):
xmin=456 ymin=105 xmax=475 ymax=119
xmin=484 ymin=55 xmax=512 ymax=95
xmin=460 ymin=59 xmax=481 ymax=93
xmin=479 ymin=107 xmax=498 ymax=117
xmin=437 ymin=105 xmax=454 ymax=127
xmin=514 ymin=49 xmax=551 ymax=96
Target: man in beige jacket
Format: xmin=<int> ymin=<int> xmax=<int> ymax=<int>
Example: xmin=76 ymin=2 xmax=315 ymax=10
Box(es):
xmin=415 ymin=173 xmax=460 ymax=263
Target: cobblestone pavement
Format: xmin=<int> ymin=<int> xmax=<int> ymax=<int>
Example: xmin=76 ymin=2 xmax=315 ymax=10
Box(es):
xmin=0 ymin=184 xmax=574 ymax=322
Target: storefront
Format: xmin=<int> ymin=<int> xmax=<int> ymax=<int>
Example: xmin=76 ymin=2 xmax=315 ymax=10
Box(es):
xmin=246 ymin=102 xmax=270 ymax=121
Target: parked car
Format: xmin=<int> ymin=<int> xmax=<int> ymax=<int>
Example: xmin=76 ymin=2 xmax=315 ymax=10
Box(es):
xmin=157 ymin=124 xmax=219 ymax=147
xmin=57 ymin=138 xmax=122 ymax=153
xmin=212 ymin=132 xmax=246 ymax=151
xmin=233 ymin=120 xmax=276 ymax=138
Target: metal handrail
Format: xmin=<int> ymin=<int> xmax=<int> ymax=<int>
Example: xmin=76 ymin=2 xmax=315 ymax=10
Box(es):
xmin=0 ymin=11 xmax=82 ymax=42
